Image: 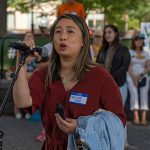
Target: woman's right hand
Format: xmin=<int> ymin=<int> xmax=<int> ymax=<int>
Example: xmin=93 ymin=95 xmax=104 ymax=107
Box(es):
xmin=16 ymin=39 xmax=39 ymax=65
xmin=132 ymin=75 xmax=140 ymax=87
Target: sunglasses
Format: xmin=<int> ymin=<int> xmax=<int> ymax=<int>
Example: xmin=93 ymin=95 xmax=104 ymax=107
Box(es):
xmin=94 ymin=35 xmax=102 ymax=38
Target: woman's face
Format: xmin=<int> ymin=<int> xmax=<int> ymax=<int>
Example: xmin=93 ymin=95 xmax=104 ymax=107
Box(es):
xmin=53 ymin=18 xmax=83 ymax=59
xmin=104 ymin=27 xmax=117 ymax=44
xmin=93 ymin=34 xmax=102 ymax=45
xmin=134 ymin=38 xmax=144 ymax=49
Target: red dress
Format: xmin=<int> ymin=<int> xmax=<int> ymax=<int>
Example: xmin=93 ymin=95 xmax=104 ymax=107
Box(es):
xmin=28 ymin=65 xmax=126 ymax=150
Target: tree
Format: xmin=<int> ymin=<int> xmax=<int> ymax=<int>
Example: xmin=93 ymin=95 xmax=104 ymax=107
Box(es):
xmin=7 ymin=0 xmax=53 ymax=12
xmin=78 ymin=0 xmax=142 ymax=31
xmin=128 ymin=0 xmax=150 ymax=30
xmin=79 ymin=0 xmax=150 ymax=31
xmin=6 ymin=0 xmax=150 ymax=32
xmin=97 ymin=0 xmax=142 ymax=31
xmin=0 ymin=0 xmax=7 ymax=36
xmin=78 ymin=0 xmax=101 ymax=11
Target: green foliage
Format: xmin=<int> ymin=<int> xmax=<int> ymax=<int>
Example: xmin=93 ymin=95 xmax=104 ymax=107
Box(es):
xmin=78 ymin=0 xmax=142 ymax=31
xmin=128 ymin=0 xmax=150 ymax=22
xmin=7 ymin=0 xmax=150 ymax=31
xmin=128 ymin=19 xmax=140 ymax=30
xmin=7 ymin=0 xmax=53 ymax=12
xmin=7 ymin=0 xmax=31 ymax=12
xmin=77 ymin=0 xmax=101 ymax=11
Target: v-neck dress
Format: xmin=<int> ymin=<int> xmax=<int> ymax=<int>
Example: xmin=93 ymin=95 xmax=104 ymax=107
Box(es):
xmin=28 ymin=65 xmax=126 ymax=150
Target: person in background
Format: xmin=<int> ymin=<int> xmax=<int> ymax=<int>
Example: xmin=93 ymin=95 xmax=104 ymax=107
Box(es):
xmin=90 ymin=29 xmax=103 ymax=62
xmin=127 ymin=35 xmax=150 ymax=126
xmin=13 ymin=14 xmax=126 ymax=149
xmin=57 ymin=0 xmax=86 ymax=19
xmin=96 ymin=24 xmax=130 ymax=148
xmin=96 ymin=24 xmax=130 ymax=105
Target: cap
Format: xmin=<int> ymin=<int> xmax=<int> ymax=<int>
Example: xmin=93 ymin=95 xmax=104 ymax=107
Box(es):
xmin=133 ymin=33 xmax=145 ymax=40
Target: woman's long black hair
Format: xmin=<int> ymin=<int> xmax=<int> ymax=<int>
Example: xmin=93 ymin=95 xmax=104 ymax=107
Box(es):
xmin=96 ymin=24 xmax=119 ymax=64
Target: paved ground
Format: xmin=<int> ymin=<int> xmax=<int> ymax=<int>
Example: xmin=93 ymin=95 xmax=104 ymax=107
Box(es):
xmin=0 ymin=116 xmax=43 ymax=150
xmin=0 ymin=116 xmax=150 ymax=150
xmin=127 ymin=122 xmax=150 ymax=150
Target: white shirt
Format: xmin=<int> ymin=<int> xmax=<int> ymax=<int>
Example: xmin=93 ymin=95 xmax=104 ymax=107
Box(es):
xmin=129 ymin=49 xmax=150 ymax=75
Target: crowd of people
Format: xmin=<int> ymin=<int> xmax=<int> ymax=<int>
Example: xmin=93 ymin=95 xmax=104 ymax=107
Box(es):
xmin=5 ymin=0 xmax=150 ymax=149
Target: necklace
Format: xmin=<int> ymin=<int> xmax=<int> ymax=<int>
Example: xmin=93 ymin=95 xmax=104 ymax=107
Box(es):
xmin=61 ymin=76 xmax=67 ymax=86
xmin=61 ymin=73 xmax=78 ymax=91
xmin=60 ymin=71 xmax=75 ymax=89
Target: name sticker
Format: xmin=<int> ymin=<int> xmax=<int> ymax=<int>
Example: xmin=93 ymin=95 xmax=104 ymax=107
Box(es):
xmin=69 ymin=92 xmax=88 ymax=105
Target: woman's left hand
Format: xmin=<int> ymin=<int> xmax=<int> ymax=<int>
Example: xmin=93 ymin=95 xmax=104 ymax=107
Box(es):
xmin=55 ymin=113 xmax=77 ymax=134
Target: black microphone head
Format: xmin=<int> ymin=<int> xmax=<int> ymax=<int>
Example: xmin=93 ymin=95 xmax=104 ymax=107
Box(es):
xmin=9 ymin=42 xmax=30 ymax=52
xmin=9 ymin=42 xmax=43 ymax=55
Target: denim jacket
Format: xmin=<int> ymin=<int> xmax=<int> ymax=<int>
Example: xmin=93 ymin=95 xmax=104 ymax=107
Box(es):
xmin=67 ymin=109 xmax=125 ymax=150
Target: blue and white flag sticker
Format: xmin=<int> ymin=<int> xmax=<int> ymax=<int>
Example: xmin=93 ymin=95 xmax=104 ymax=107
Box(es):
xmin=69 ymin=92 xmax=88 ymax=105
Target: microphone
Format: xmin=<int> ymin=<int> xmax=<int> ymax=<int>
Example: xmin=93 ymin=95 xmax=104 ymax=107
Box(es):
xmin=9 ymin=42 xmax=43 ymax=55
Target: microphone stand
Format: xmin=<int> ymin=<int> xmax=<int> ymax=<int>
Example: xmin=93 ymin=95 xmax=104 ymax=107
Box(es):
xmin=0 ymin=51 xmax=32 ymax=150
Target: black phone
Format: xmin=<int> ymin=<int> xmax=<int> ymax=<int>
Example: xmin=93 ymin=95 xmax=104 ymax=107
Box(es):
xmin=56 ymin=103 xmax=65 ymax=119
